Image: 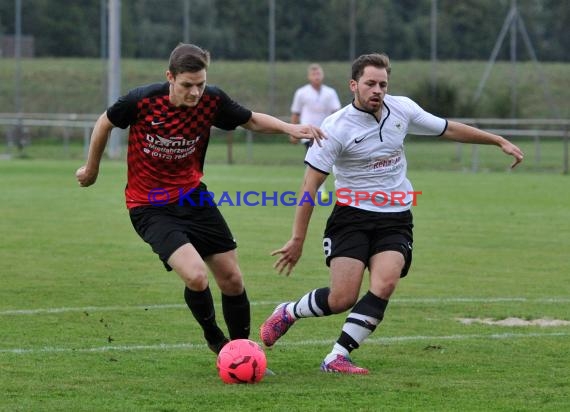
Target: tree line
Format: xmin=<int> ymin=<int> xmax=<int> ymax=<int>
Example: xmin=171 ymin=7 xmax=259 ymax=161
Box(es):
xmin=0 ymin=0 xmax=568 ymax=61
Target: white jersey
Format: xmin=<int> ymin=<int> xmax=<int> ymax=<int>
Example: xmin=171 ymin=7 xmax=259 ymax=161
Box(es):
xmin=305 ymin=95 xmax=447 ymax=212
xmin=291 ymin=84 xmax=342 ymax=127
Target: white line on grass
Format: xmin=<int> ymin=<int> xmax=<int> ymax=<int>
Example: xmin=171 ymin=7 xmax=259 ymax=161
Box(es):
xmin=1 ymin=297 xmax=569 ymax=316
xmin=0 ymin=304 xmax=184 ymax=316
xmin=1 ymin=331 xmax=568 ymax=355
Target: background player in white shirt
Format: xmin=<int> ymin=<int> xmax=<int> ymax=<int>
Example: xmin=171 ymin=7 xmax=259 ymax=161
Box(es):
xmin=290 ymin=64 xmax=342 ymax=202
xmin=261 ymin=53 xmax=523 ymax=374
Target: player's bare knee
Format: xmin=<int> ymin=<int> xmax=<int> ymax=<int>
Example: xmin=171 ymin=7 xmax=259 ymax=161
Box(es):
xmin=183 ymin=276 xmax=208 ymax=291
xmin=178 ymin=265 xmax=209 ymax=290
xmin=373 ymin=278 xmax=399 ymax=299
xmin=216 ymin=272 xmax=244 ymax=295
xmin=378 ymin=282 xmax=397 ymax=298
xmin=328 ymin=293 xmax=358 ymax=313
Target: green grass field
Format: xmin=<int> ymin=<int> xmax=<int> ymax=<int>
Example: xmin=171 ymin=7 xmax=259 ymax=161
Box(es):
xmin=1 ymin=159 xmax=569 ymax=411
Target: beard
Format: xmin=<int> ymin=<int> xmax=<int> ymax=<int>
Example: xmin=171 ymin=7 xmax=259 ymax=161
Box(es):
xmin=355 ymin=90 xmax=382 ymax=114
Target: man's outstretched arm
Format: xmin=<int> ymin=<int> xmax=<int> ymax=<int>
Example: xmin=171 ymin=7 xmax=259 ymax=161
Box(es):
xmin=242 ymin=112 xmax=325 ymax=146
xmin=75 ymin=112 xmax=115 ymax=187
xmin=442 ymin=120 xmax=524 ymax=168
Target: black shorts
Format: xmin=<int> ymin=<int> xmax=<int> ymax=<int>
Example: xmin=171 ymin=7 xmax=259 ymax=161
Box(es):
xmin=129 ymin=189 xmax=236 ymax=271
xmin=323 ymin=205 xmax=414 ymax=277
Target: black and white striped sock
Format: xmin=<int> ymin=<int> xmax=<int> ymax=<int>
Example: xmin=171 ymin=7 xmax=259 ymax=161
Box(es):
xmin=329 ymin=291 xmax=389 ymax=358
xmin=285 ymin=287 xmax=332 ymax=319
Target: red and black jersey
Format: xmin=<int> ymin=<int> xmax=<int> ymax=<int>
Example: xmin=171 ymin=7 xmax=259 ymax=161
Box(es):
xmin=106 ymin=83 xmax=252 ymax=208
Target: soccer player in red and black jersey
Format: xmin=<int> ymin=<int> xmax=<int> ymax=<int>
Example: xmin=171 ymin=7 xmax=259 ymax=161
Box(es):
xmin=76 ymin=43 xmax=324 ymax=354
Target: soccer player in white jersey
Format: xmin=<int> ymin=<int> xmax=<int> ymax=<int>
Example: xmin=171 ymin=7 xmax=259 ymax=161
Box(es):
xmin=290 ymin=64 xmax=342 ymax=202
xmin=260 ymin=53 xmax=524 ymax=374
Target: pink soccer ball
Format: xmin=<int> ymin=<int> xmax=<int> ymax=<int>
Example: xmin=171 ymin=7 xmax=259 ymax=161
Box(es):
xmin=216 ymin=339 xmax=267 ymax=384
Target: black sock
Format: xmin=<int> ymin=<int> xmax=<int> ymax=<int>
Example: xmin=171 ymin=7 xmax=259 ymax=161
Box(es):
xmin=222 ymin=290 xmax=251 ymax=340
xmin=337 ymin=291 xmax=389 ymax=353
xmin=184 ymin=286 xmax=226 ymax=344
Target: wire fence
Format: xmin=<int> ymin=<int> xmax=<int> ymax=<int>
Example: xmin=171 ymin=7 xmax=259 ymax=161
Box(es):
xmin=1 ymin=113 xmax=568 ymax=174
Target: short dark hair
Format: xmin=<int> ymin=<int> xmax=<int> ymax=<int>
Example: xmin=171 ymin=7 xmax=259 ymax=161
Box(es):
xmin=168 ymin=43 xmax=210 ymax=76
xmin=351 ymin=53 xmax=391 ymax=81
